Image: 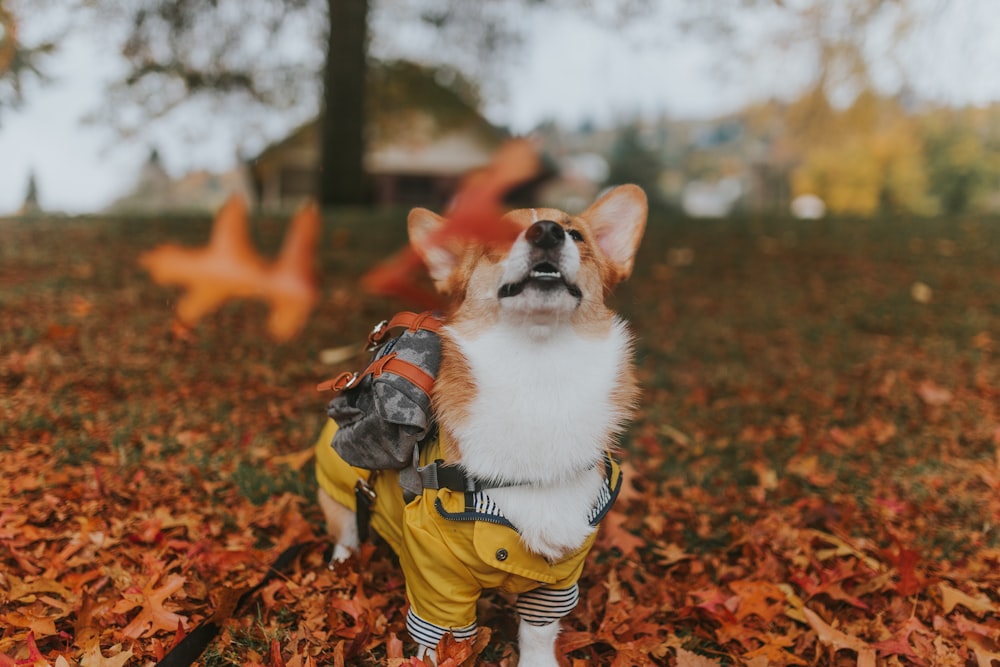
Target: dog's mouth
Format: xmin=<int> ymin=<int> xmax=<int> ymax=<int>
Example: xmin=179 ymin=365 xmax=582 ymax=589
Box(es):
xmin=498 ymin=262 xmax=582 ymax=299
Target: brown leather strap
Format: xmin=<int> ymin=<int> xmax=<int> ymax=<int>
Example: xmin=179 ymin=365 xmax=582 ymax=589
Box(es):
xmin=319 ymin=311 xmax=443 ymax=394
xmin=316 ymin=371 xmax=359 ymax=393
xmin=317 ymin=352 xmax=435 ymax=396
xmin=368 ymin=353 xmax=436 ymax=396
xmin=368 ymin=311 xmax=444 ymax=348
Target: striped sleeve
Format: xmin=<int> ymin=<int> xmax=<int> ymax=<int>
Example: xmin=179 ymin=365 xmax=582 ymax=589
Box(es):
xmin=515 ymin=585 xmax=580 ymax=626
xmin=406 ymin=608 xmax=477 ymax=648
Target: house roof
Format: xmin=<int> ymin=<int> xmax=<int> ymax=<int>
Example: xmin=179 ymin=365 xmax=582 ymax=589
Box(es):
xmin=250 ymin=60 xmax=507 ymax=178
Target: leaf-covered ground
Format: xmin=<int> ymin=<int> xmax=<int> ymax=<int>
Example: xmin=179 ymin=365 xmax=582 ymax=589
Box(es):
xmin=2 ymin=211 xmax=999 ymax=666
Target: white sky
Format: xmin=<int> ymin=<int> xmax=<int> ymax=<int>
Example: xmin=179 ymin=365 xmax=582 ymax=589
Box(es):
xmin=1 ymin=1 xmax=999 ymax=215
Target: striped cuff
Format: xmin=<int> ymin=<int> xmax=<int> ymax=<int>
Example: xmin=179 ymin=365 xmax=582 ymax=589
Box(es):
xmin=406 ymin=609 xmax=477 ymax=648
xmin=516 ymin=585 xmax=580 ymax=626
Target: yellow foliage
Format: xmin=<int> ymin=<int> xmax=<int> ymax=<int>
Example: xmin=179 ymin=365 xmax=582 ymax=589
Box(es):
xmin=789 ymin=89 xmax=936 ymax=215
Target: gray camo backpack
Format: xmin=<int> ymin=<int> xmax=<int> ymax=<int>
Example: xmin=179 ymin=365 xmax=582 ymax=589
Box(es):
xmin=319 ymin=312 xmax=443 ymax=497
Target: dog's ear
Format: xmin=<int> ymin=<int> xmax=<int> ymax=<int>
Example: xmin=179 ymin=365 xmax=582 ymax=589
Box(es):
xmin=581 ymin=184 xmax=647 ymax=283
xmin=408 ymin=207 xmax=462 ymax=287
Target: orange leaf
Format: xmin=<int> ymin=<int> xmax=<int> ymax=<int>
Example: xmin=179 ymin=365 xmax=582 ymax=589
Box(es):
xmin=803 ymin=607 xmax=875 ymax=665
xmin=119 ymin=574 xmax=189 ymax=639
xmin=730 ymin=580 xmax=787 ymax=623
xmin=79 ymin=644 xmax=134 ymax=667
xmin=361 ymin=138 xmax=539 ymax=304
xmin=269 ymin=639 xmax=285 ymax=667
xmin=741 ymin=634 xmax=809 ymax=666
xmin=675 ymin=647 xmax=723 ymax=666
xmin=966 ymin=632 xmax=1000 ymax=667
xmin=940 ymin=583 xmax=998 ymax=615
xmin=139 ymin=196 xmax=319 ymax=342
xmin=386 ymin=633 xmax=404 ymax=660
xmin=916 ymin=380 xmax=953 ymax=406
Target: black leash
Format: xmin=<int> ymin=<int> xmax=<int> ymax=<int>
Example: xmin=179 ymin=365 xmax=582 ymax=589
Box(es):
xmin=155 ymin=541 xmax=311 ymax=667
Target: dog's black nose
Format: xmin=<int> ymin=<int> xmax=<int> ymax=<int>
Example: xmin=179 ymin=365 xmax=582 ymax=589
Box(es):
xmin=526 ymin=220 xmax=565 ymax=250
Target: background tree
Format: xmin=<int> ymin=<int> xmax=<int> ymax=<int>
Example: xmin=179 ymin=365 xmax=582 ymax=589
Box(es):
xmin=0 ymin=2 xmax=57 ymax=118
xmin=921 ymin=106 xmax=1000 ymax=215
xmin=789 ymin=90 xmax=935 ymax=216
xmin=1 ymin=0 xmax=961 ymax=210
xmin=74 ymin=0 xmax=653 ymax=208
xmin=605 ymin=122 xmax=666 ymax=209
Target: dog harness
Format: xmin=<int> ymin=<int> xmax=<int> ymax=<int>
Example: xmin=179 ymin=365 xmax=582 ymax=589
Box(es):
xmin=313 ymin=419 xmax=622 ymax=645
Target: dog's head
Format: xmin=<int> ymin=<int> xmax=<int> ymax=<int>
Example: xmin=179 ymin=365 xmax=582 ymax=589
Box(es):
xmin=408 ymin=185 xmax=647 ymax=336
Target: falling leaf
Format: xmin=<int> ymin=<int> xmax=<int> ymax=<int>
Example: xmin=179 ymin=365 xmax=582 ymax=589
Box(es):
xmin=270 ymin=447 xmax=317 ymax=472
xmin=139 ymin=195 xmax=319 ymax=341
xmin=361 ymin=138 xmax=540 ymax=305
xmin=319 ymin=342 xmax=366 ymax=366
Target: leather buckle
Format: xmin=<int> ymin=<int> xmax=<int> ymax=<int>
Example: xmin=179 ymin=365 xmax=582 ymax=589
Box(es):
xmin=316 ymin=371 xmax=359 ymax=393
xmin=366 ymin=319 xmax=390 ymax=351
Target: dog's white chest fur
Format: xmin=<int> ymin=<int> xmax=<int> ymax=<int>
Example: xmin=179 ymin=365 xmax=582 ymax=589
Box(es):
xmin=447 ymin=320 xmax=631 ymax=559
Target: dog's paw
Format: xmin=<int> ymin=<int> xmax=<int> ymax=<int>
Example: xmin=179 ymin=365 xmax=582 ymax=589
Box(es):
xmin=518 ymin=621 xmax=561 ymax=667
xmin=328 ymin=544 xmax=356 ymax=569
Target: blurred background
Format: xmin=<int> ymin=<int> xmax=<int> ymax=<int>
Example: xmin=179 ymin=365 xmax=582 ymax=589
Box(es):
xmin=2 ymin=0 xmax=999 ymax=219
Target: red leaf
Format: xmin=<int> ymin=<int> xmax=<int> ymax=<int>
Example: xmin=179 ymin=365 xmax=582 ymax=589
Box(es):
xmin=361 ymin=138 xmax=539 ymax=304
xmin=269 ymin=639 xmax=285 ymax=667
xmin=883 ymin=541 xmax=925 ymax=596
xmin=14 ymin=632 xmax=44 ymax=666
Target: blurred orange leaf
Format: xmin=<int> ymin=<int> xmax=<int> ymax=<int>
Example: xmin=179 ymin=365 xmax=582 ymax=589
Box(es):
xmin=361 ymin=138 xmax=539 ymax=305
xmin=139 ymin=195 xmax=319 ymax=341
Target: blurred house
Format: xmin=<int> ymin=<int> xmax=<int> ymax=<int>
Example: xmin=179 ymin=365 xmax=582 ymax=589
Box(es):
xmin=250 ymin=61 xmax=508 ymax=210
xmin=105 ymin=149 xmax=253 ymax=213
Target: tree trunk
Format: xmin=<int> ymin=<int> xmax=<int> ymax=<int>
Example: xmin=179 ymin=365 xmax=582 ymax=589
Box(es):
xmin=319 ymin=0 xmax=369 ymax=207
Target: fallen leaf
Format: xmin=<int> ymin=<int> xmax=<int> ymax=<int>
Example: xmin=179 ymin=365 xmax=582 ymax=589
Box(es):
xmin=966 ymin=632 xmax=1000 ymax=667
xmin=79 ymin=644 xmax=134 ymax=667
xmin=940 ymin=583 xmax=998 ymax=616
xmin=119 ymin=574 xmax=189 ymax=639
xmin=910 ymin=281 xmax=933 ymax=303
xmin=675 ymin=647 xmax=722 ymax=666
xmin=741 ymin=635 xmax=809 ymax=666
xmin=916 ymin=380 xmax=953 ymax=406
xmin=803 ymin=607 xmax=875 ymax=663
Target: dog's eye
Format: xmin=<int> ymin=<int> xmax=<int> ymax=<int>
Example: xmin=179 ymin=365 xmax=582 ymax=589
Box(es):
xmin=567 ymin=229 xmax=584 ymax=243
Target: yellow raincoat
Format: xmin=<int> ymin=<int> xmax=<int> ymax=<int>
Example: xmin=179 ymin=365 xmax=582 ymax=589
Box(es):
xmin=313 ymin=418 xmax=621 ymax=643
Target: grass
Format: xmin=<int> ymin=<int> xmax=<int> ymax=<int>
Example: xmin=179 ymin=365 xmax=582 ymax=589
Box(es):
xmin=1 ymin=207 xmax=999 ymax=663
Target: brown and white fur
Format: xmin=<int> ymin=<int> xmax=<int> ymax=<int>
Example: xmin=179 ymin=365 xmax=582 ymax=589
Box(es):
xmin=319 ymin=184 xmax=647 ymax=665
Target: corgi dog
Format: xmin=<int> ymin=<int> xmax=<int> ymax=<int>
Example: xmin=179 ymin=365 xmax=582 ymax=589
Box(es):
xmin=315 ymin=184 xmax=647 ymax=666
